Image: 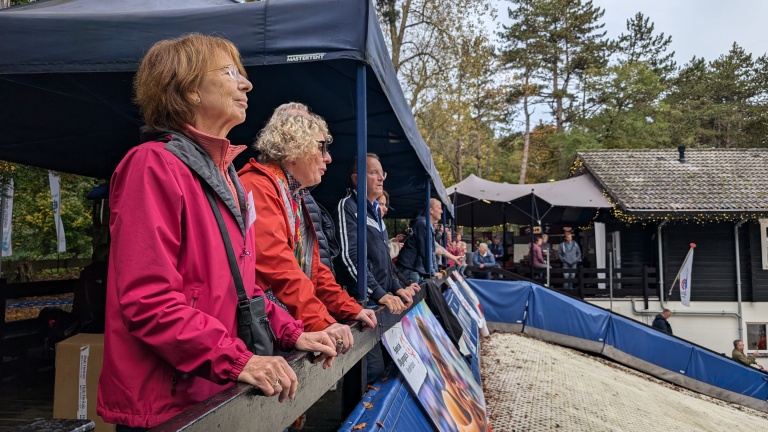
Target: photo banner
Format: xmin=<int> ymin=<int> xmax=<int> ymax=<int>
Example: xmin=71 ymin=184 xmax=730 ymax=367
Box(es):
xmin=383 ymin=300 xmax=488 ymax=432
xmin=48 ymin=171 xmax=66 ymax=253
xmin=451 ymin=271 xmax=489 ymax=337
xmin=2 ymin=178 xmax=13 ymax=257
xmin=444 ymin=278 xmax=479 ymax=358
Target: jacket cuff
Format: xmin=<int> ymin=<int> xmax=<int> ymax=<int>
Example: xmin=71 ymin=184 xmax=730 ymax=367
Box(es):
xmin=228 ymin=350 xmax=255 ymax=382
xmin=370 ymin=286 xmax=388 ymax=303
xmin=280 ymin=326 xmax=303 ymax=351
xmin=305 ymin=316 xmax=335 ymax=333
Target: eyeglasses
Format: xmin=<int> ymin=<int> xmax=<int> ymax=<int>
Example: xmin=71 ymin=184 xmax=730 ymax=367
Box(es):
xmin=316 ymin=140 xmax=330 ymax=156
xmin=368 ymin=170 xmax=387 ymax=180
xmin=207 ymin=64 xmax=240 ymax=81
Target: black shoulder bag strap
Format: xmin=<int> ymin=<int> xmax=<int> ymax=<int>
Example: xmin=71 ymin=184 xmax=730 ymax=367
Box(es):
xmin=201 ymin=182 xmax=275 ymax=356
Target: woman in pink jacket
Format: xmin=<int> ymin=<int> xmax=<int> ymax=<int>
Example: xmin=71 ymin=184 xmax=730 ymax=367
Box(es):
xmin=97 ymin=34 xmax=337 ymax=431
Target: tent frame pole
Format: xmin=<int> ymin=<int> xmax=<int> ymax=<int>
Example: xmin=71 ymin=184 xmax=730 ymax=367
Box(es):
xmin=355 ymin=63 xmax=368 ymax=302
xmin=425 ymin=180 xmax=432 ymax=276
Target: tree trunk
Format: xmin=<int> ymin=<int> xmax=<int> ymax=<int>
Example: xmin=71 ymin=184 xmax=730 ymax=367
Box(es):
xmin=456 ymin=138 xmax=463 ymax=182
xmin=519 ymin=91 xmax=531 ymax=184
xmin=0 ymin=0 xmax=11 ymax=9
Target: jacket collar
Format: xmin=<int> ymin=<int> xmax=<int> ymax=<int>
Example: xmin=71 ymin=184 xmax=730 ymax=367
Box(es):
xmin=141 ymin=127 xmax=247 ymax=234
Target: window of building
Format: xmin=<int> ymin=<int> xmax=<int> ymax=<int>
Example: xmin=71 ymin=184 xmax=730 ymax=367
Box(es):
xmin=746 ymin=323 xmax=767 ymax=351
xmin=761 ymin=219 xmax=768 ymax=270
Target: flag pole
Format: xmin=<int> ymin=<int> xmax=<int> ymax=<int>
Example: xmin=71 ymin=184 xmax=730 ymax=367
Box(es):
xmin=668 ymin=243 xmax=696 ymax=296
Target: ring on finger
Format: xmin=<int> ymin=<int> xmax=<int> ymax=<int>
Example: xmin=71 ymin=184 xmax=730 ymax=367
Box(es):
xmin=336 ymin=339 xmax=344 ymax=347
xmin=273 ymin=378 xmax=281 ymax=388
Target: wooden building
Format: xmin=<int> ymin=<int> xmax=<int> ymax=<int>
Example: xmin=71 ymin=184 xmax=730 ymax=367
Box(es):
xmin=572 ymin=148 xmax=768 ymax=356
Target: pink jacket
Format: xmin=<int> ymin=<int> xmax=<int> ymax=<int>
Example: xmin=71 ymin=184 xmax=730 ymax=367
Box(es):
xmin=97 ymin=139 xmax=303 ymax=428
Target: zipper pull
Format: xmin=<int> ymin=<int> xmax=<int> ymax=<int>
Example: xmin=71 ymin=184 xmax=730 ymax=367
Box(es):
xmin=171 ymin=371 xmax=178 ymax=396
xmin=241 ymin=248 xmax=251 ymax=258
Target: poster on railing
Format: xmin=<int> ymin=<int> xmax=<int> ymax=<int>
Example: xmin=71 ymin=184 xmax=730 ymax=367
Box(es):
xmin=451 ymin=271 xmax=489 ymax=337
xmin=444 ymin=279 xmax=479 ymax=357
xmin=383 ymin=300 xmax=488 ymax=432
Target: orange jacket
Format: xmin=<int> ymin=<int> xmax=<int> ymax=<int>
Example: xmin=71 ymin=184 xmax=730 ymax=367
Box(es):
xmin=238 ymin=159 xmax=362 ymax=331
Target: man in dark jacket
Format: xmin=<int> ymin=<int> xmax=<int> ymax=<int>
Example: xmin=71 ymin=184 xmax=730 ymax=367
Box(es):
xmin=335 ymin=154 xmax=415 ymax=312
xmin=336 ymin=153 xmax=419 ymax=383
xmin=652 ymin=309 xmax=673 ymax=335
xmin=397 ymin=198 xmax=443 ymax=283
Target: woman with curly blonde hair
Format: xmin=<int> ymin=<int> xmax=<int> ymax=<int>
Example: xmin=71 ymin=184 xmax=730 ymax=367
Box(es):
xmin=239 ymin=103 xmax=376 ymax=355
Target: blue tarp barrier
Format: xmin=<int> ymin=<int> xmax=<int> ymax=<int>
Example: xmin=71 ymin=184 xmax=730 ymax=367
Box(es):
xmin=340 ymin=372 xmax=433 ymax=432
xmin=474 ymin=279 xmax=768 ymax=412
xmin=603 ymin=315 xmax=695 ymax=384
xmin=524 ymin=284 xmax=610 ymax=353
xmin=684 ymin=346 xmax=768 ymax=410
xmin=467 ymin=279 xmax=531 ymax=333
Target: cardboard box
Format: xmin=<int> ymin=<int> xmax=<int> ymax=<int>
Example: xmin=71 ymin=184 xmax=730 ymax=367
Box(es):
xmin=54 ymin=333 xmax=115 ymax=432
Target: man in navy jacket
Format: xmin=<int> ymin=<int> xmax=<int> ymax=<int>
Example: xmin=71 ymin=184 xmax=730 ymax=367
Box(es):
xmin=335 ymin=153 xmax=419 ymax=383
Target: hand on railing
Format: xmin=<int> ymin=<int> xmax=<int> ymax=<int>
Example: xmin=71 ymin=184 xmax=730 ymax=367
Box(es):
xmin=323 ymin=322 xmax=354 ymax=353
xmin=295 ymin=331 xmax=338 ymax=368
xmin=378 ymin=293 xmax=407 ymax=314
xmin=354 ymin=309 xmax=377 ymax=332
xmin=237 ymin=355 xmax=298 ymax=403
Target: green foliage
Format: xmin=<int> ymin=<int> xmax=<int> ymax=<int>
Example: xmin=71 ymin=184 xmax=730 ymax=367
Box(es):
xmin=665 ymin=44 xmax=768 ymax=149
xmin=615 ymin=12 xmax=676 ymax=81
xmin=0 ymin=162 xmax=99 ymax=259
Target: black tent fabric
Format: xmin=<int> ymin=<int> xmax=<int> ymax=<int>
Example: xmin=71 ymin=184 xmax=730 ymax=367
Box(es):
xmin=0 ymin=0 xmax=448 ymax=217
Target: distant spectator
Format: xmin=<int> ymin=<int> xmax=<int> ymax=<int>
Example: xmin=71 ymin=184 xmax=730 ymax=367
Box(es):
xmin=445 ymin=230 xmax=462 ymax=266
xmin=377 ymin=191 xmax=402 ymax=259
xmin=732 ymin=339 xmax=765 ymax=371
xmin=490 ymin=235 xmax=504 ymax=264
xmin=472 ymin=242 xmax=499 ymax=279
xmin=651 ymin=309 xmax=673 ymax=335
xmin=558 ymin=232 xmax=582 ymax=289
xmin=455 ymin=239 xmax=468 ymax=276
xmin=531 ymin=236 xmax=549 ymax=269
xmin=540 ymin=233 xmax=551 ymax=255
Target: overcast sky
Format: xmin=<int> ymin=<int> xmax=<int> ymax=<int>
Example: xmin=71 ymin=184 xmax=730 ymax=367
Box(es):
xmin=593 ymin=0 xmax=768 ymax=64
xmin=494 ymin=0 xmax=768 ymax=64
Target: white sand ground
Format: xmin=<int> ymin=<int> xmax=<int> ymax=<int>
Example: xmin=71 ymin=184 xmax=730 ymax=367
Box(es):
xmin=481 ymin=332 xmax=768 ymax=431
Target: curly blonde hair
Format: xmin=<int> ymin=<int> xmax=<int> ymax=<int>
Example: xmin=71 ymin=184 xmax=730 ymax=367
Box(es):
xmin=134 ymin=33 xmax=247 ymax=132
xmin=255 ymin=104 xmax=332 ymax=164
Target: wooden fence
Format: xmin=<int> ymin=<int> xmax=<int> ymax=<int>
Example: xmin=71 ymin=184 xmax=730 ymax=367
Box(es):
xmin=468 ymin=265 xmax=658 ymax=306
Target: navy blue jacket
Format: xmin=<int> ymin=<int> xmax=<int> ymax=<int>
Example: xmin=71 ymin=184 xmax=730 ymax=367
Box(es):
xmin=305 ymin=193 xmax=338 ymax=275
xmin=397 ymin=215 xmax=437 ymax=276
xmin=652 ymin=314 xmax=673 ymax=335
xmin=335 ymin=189 xmax=403 ymax=302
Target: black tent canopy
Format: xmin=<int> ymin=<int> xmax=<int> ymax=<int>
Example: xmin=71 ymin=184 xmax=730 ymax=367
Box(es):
xmin=0 ymin=0 xmax=449 ymax=217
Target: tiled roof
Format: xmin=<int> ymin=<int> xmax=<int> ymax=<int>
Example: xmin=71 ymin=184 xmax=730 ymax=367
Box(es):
xmin=575 ymin=149 xmax=768 ymax=212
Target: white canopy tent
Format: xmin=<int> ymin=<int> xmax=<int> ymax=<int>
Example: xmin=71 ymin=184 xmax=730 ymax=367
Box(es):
xmin=448 ymin=174 xmax=611 ymax=227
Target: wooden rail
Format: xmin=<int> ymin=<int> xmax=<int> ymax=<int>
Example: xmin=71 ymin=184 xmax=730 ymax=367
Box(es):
xmin=467 ymin=266 xmax=658 ymax=301
xmin=151 ymin=289 xmax=426 ymax=432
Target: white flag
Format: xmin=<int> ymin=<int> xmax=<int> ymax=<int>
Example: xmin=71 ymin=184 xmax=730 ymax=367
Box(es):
xmin=48 ymin=171 xmax=66 ymax=253
xmin=1 ymin=178 xmax=13 ymax=257
xmin=679 ymin=248 xmax=694 ymax=307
